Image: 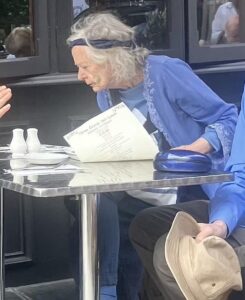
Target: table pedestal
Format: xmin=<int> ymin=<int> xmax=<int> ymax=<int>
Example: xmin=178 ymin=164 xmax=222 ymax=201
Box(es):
xmin=79 ymin=194 xmax=99 ymax=300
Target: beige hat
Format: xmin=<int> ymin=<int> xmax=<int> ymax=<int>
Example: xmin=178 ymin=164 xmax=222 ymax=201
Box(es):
xmin=165 ymin=212 xmax=242 ymax=300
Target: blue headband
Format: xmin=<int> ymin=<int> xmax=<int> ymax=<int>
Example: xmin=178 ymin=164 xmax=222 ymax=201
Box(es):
xmin=69 ymin=38 xmax=136 ymax=49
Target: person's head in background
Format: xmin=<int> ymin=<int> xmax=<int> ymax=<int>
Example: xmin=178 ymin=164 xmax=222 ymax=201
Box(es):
xmin=5 ymin=26 xmax=34 ymax=58
xmin=225 ymin=15 xmax=240 ymax=43
xmin=67 ymin=12 xmax=150 ymax=92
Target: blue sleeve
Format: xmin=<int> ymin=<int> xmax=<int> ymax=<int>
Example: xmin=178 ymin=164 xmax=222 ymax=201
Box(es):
xmin=163 ymin=58 xmax=237 ymax=125
xmin=202 ymin=130 xmax=222 ymax=152
xmin=163 ymin=58 xmax=238 ymax=162
xmin=209 ymin=86 xmax=245 ymax=234
xmin=209 ymin=170 xmax=245 ymax=235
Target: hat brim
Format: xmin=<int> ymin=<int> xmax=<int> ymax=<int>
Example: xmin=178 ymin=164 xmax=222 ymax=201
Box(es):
xmin=165 ymin=211 xmax=200 ymax=300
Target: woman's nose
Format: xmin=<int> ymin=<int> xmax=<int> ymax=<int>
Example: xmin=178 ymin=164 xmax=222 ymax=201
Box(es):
xmin=78 ymin=69 xmax=87 ymax=81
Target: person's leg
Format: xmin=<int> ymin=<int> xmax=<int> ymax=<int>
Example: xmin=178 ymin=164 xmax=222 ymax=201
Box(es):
xmin=153 ymin=234 xmax=185 ymax=300
xmin=153 ymin=217 xmax=245 ymax=300
xmin=64 ymin=197 xmax=80 ymax=297
xmin=129 ymin=200 xmax=209 ymax=300
xmin=117 ymin=195 xmax=152 ymax=300
xmin=177 ymin=185 xmax=209 ymax=203
xmin=99 ymin=192 xmax=123 ymax=300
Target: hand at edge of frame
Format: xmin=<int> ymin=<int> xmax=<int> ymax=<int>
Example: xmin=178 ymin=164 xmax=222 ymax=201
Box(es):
xmin=196 ymin=220 xmax=228 ymax=242
xmin=0 ymin=85 xmax=12 ymax=118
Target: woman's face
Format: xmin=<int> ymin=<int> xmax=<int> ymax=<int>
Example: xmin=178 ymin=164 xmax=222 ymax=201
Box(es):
xmin=72 ymin=46 xmax=113 ymax=92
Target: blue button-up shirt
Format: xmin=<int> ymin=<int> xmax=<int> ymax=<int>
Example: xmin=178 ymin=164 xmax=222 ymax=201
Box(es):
xmin=210 ymin=85 xmax=245 ymax=234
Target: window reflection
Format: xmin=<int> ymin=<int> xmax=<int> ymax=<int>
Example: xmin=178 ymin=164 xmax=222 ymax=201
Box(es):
xmin=198 ymin=0 xmax=243 ymax=46
xmin=197 ymin=0 xmax=244 ymax=46
xmin=0 ymin=0 xmax=35 ymax=59
xmin=73 ymin=0 xmax=170 ymax=50
xmin=5 ymin=27 xmax=34 ymax=58
xmin=73 ymin=0 xmax=89 ymax=18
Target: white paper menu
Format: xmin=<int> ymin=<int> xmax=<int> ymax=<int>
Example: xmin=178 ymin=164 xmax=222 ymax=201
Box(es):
xmin=64 ymin=102 xmax=158 ymax=162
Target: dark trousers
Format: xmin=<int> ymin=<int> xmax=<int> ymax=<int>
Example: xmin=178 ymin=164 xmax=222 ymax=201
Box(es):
xmin=129 ymin=200 xmax=245 ymax=300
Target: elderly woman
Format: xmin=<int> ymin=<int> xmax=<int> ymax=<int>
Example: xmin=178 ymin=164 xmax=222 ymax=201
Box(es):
xmin=67 ymin=12 xmax=237 ymax=300
xmin=0 ymin=85 xmax=11 ymax=117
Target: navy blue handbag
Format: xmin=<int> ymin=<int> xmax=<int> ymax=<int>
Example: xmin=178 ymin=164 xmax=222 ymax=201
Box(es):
xmin=153 ymin=149 xmax=212 ymax=173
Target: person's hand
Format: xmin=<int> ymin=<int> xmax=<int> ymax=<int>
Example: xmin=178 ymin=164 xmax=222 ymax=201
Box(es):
xmin=0 ymin=85 xmax=12 ymax=118
xmin=172 ymin=138 xmax=213 ymax=154
xmin=196 ymin=220 xmax=228 ymax=242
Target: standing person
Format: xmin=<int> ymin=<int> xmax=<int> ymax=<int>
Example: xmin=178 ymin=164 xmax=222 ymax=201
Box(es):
xmin=66 ymin=12 xmax=237 ymax=300
xmin=129 ymin=85 xmax=245 ymax=300
xmin=0 ymin=85 xmax=11 ymax=117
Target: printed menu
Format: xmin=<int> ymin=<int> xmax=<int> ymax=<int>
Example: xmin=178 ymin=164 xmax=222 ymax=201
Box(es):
xmin=64 ymin=102 xmax=158 ymax=162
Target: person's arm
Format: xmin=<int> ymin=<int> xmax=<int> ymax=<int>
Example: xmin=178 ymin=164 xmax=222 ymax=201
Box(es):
xmin=197 ymin=86 xmax=245 ymax=241
xmin=197 ymin=170 xmax=245 ymax=241
xmin=0 ymin=85 xmax=11 ymax=117
xmin=162 ymin=58 xmax=237 ymax=156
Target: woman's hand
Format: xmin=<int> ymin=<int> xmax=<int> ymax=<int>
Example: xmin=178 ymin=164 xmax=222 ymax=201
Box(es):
xmin=172 ymin=137 xmax=213 ymax=154
xmin=0 ymin=85 xmax=12 ymax=118
xmin=196 ymin=220 xmax=228 ymax=242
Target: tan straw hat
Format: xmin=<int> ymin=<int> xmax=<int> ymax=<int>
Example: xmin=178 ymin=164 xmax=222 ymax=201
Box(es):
xmin=165 ymin=212 xmax=242 ymax=300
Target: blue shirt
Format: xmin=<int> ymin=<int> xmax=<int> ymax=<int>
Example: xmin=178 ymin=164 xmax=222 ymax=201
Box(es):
xmin=210 ymin=85 xmax=245 ymax=234
xmin=97 ymin=55 xmax=238 ymax=198
xmin=118 ymin=82 xmax=147 ymax=117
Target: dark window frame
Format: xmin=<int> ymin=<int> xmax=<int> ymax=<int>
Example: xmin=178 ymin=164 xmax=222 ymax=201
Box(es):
xmin=153 ymin=0 xmax=185 ymax=59
xmin=0 ymin=0 xmax=49 ymax=79
xmin=56 ymin=1 xmax=75 ymax=73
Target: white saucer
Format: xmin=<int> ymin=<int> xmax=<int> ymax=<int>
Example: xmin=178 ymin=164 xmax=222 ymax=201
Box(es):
xmin=25 ymin=153 xmax=69 ymax=165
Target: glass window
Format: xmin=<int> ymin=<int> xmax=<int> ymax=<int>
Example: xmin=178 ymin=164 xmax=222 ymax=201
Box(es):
xmin=188 ymin=0 xmax=245 ymax=64
xmin=0 ymin=0 xmax=49 ymax=78
xmin=199 ymin=0 xmax=239 ymax=46
xmin=86 ymin=0 xmax=170 ymax=51
xmin=0 ymin=0 xmax=35 ymax=59
xmin=57 ymin=0 xmax=184 ymax=73
xmin=72 ymin=0 xmax=185 ymax=56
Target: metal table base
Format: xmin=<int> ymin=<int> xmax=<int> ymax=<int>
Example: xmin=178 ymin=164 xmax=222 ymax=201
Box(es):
xmin=79 ymin=194 xmax=99 ymax=300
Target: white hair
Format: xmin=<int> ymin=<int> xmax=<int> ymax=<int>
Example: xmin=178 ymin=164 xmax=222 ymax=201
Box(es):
xmin=67 ymin=12 xmax=150 ymax=83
